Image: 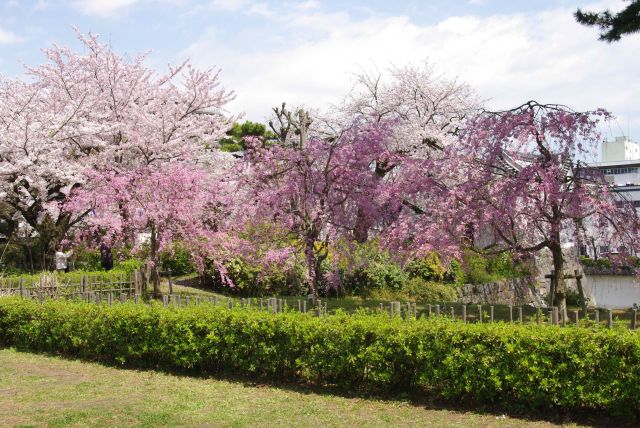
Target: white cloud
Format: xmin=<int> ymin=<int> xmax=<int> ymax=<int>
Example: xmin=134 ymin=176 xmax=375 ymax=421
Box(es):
xmin=294 ymin=0 xmax=319 ymax=10
xmin=0 ymin=26 xmax=21 ymax=45
xmin=71 ymin=0 xmax=139 ymax=16
xmin=184 ymin=3 xmax=640 ymax=140
xmin=211 ymin=0 xmax=248 ymax=11
xmin=209 ymin=0 xmax=272 ymax=16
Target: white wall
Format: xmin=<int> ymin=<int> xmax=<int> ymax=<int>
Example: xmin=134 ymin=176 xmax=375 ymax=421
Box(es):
xmin=601 ymin=136 xmax=640 ymax=162
xmin=583 ymin=275 xmax=640 ymax=309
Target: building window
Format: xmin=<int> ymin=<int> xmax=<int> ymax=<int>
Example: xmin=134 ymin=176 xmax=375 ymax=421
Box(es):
xmin=603 ymin=167 xmax=639 ymax=175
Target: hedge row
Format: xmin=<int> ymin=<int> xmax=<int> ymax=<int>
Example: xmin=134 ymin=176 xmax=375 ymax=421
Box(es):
xmin=0 ymin=297 xmax=639 ymax=416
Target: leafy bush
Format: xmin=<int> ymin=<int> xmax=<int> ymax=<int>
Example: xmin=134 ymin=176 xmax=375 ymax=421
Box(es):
xmin=451 ymin=250 xmax=529 ymax=285
xmin=343 ymin=262 xmax=408 ymax=296
xmin=404 ymin=253 xmax=446 ymax=282
xmin=339 ymin=242 xmax=408 ymax=296
xmin=160 ymin=244 xmax=195 ymax=276
xmin=113 ymin=258 xmax=142 ymax=274
xmin=580 ymin=256 xmax=610 ymax=269
xmin=0 ymin=242 xmax=27 ymax=274
xmin=208 ymin=257 xmax=307 ymax=297
xmin=403 ymin=278 xmax=458 ymax=302
xmin=0 ymin=297 xmax=639 ymax=417
xmin=73 ymin=247 xmax=103 ymax=271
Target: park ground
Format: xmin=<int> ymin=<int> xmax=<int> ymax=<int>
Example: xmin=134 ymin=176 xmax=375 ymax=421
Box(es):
xmin=0 ymin=348 xmax=611 ymax=428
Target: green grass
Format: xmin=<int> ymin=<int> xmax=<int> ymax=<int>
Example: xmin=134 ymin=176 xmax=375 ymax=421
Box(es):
xmin=0 ymin=348 xmax=590 ymax=427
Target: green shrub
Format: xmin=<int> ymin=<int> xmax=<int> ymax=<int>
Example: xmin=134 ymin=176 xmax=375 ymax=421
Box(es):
xmin=208 ymin=257 xmax=307 ymax=297
xmin=113 ymin=258 xmax=142 ymax=274
xmin=0 ymin=243 xmax=27 ymax=273
xmin=450 ymin=250 xmax=529 ymax=285
xmin=403 ymin=278 xmax=458 ymax=302
xmin=0 ymin=297 xmax=639 ymax=417
xmin=73 ymin=247 xmax=102 ymax=271
xmin=340 ymin=242 xmax=408 ymax=296
xmin=160 ymin=244 xmax=195 ymax=276
xmin=343 ymin=262 xmax=408 ymax=296
xmin=404 ymin=253 xmax=446 ymax=282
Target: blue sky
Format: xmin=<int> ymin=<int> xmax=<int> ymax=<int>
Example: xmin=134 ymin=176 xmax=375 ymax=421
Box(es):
xmin=1 ymin=0 xmax=639 ymax=146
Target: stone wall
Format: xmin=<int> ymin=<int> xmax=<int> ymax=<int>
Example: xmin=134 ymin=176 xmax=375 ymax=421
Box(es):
xmin=456 ymin=277 xmax=546 ymax=307
xmin=533 ymin=245 xmax=584 ymax=294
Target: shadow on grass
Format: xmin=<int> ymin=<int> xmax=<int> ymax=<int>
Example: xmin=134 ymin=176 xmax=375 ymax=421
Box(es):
xmin=3 ymin=346 xmax=635 ymax=428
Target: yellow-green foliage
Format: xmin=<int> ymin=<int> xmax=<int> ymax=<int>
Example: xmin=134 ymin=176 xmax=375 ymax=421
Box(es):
xmin=0 ymin=297 xmax=639 ymax=416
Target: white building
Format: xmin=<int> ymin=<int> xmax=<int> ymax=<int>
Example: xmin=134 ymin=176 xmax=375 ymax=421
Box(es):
xmin=601 ymin=136 xmax=640 ymax=162
xmin=585 ymin=137 xmax=640 ymax=255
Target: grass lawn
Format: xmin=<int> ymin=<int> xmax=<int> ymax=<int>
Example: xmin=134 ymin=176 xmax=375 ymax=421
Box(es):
xmin=0 ymin=348 xmax=595 ymax=428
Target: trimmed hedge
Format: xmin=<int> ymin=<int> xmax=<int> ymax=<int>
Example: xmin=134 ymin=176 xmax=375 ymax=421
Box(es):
xmin=0 ymin=298 xmax=639 ymax=416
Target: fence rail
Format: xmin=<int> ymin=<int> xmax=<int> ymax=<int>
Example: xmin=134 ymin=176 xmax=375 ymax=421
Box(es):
xmin=0 ymin=271 xmax=142 ymax=300
xmin=2 ymin=283 xmax=639 ymax=331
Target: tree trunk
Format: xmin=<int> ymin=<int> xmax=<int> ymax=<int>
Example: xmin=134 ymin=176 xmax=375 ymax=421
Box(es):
xmin=550 ymin=241 xmax=567 ymax=319
xmin=150 ymin=223 xmax=161 ymax=298
xmin=353 ymin=207 xmax=371 ymax=243
xmin=304 ymin=245 xmax=319 ymax=306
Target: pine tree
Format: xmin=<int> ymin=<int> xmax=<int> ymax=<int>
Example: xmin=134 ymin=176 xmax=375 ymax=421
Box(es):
xmin=575 ymin=0 xmax=640 ymax=42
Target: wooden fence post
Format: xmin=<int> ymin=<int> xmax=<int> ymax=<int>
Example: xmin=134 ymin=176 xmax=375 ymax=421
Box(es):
xmin=435 ymin=304 xmax=440 ymax=317
xmin=477 ymin=305 xmax=482 ymax=323
xmin=607 ymin=310 xmax=613 ymax=329
xmin=518 ymin=307 xmax=523 ymax=323
xmin=490 ymin=306 xmax=494 ymax=322
xmin=595 ymin=309 xmax=600 ymax=326
xmin=509 ymin=305 xmax=513 ymax=322
xmin=574 ymin=310 xmax=579 ymax=327
xmin=462 ymin=305 xmax=467 ymax=323
xmin=168 ymin=268 xmax=173 ymax=295
xmin=162 ymin=295 xmax=168 ymax=307
xmin=632 ymin=309 xmax=637 ymax=331
xmin=427 ymin=304 xmax=432 ymax=317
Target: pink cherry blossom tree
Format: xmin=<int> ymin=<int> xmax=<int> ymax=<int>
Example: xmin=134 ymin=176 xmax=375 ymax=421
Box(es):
xmin=68 ymin=163 xmax=235 ymax=296
xmin=431 ymin=101 xmax=640 ymax=314
xmin=237 ymin=121 xmax=397 ymax=304
xmin=0 ymin=30 xmax=234 ymax=269
xmin=343 ymin=62 xmax=480 ymax=157
xmin=338 ymin=62 xmax=481 ymax=242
